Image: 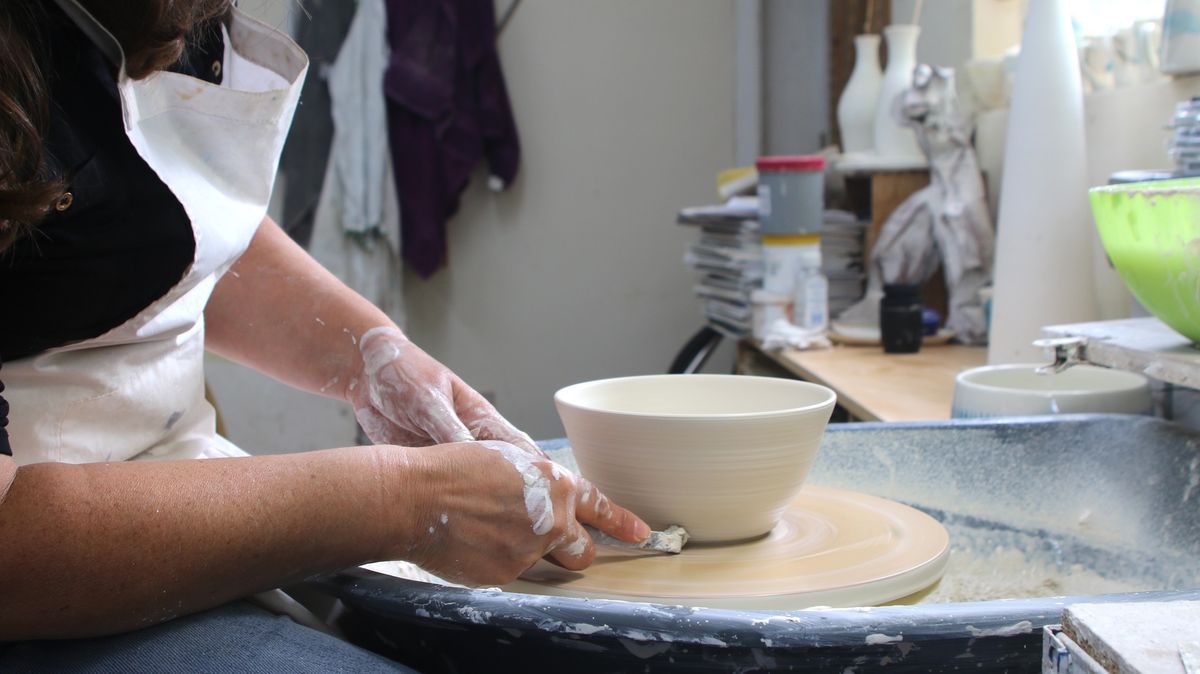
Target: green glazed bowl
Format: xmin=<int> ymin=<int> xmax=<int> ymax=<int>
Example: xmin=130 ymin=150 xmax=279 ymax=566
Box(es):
xmin=1090 ymin=178 xmax=1200 ymax=343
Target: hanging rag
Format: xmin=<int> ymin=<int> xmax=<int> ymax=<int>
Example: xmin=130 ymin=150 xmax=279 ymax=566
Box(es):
xmin=383 ymin=0 xmax=521 ymax=278
xmin=839 ymin=65 xmax=995 ymax=344
xmin=277 ymin=0 xmax=357 ymax=248
xmin=311 ymin=0 xmax=406 ymax=329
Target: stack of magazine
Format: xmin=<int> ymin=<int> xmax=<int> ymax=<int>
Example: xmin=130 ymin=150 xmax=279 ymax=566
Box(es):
xmin=679 ymin=199 xmax=869 ymax=337
xmin=677 ymin=196 xmax=763 ymax=337
xmin=821 ymin=210 xmax=867 ymax=318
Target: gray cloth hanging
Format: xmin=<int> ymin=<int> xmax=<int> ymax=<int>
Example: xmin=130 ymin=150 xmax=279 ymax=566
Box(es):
xmin=277 ymin=0 xmax=357 ymax=247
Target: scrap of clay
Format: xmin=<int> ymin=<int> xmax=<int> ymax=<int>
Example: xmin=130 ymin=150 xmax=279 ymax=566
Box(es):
xmin=643 ymin=525 xmax=690 ymax=554
xmin=585 ymin=524 xmax=690 ymax=554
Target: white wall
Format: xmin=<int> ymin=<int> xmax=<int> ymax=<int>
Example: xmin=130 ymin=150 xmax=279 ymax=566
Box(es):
xmin=401 ymin=2 xmax=737 ymax=440
xmin=763 ymin=0 xmax=830 ymax=153
xmin=892 ymin=0 xmax=974 ymax=70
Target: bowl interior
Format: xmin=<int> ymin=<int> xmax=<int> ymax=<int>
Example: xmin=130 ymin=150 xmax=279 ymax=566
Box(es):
xmin=1090 ymin=178 xmax=1200 ymax=342
xmin=555 ymin=374 xmax=836 ymax=418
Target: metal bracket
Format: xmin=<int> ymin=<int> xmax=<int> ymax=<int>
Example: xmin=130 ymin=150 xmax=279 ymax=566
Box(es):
xmin=1033 ymin=336 xmax=1089 ymax=375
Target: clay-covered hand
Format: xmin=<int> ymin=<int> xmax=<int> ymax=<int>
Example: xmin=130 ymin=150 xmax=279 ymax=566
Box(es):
xmin=350 ymin=327 xmax=541 ymax=454
xmin=383 ymin=441 xmax=650 ymax=585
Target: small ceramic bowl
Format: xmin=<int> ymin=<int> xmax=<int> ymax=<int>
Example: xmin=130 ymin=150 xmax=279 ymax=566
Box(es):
xmin=951 ymin=364 xmax=1152 ymax=418
xmin=555 ymin=374 xmax=836 ymax=542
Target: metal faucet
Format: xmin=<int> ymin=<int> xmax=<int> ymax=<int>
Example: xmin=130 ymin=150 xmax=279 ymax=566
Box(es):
xmin=1033 ymin=336 xmax=1089 ymax=375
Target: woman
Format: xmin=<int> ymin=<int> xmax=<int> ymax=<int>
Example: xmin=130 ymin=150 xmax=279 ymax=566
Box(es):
xmin=0 ymin=1 xmax=648 ymax=668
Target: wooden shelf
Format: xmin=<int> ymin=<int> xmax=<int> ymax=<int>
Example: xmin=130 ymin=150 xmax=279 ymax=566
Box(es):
xmin=737 ymin=340 xmax=987 ymax=422
xmin=1042 ymin=317 xmax=1200 ymax=389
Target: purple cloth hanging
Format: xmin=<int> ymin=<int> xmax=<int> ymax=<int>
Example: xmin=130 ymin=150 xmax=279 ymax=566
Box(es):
xmin=384 ymin=0 xmax=521 ymax=278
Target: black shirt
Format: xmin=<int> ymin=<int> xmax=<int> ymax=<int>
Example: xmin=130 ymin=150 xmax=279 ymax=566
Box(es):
xmin=0 ymin=8 xmax=226 ymax=457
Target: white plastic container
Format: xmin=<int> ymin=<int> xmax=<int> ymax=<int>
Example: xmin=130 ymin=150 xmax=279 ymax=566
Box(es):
xmin=762 ymin=234 xmax=821 ymax=297
xmin=793 ymin=244 xmax=829 ymax=331
xmin=751 ymin=290 xmax=791 ymax=340
xmin=755 ymin=155 xmax=825 ymax=236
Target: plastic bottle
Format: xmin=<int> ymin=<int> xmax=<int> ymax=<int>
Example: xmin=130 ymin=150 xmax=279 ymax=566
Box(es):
xmin=793 ymin=243 xmax=829 ymax=332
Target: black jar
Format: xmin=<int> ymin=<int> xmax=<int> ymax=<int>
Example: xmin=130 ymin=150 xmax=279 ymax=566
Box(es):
xmin=880 ymin=283 xmax=923 ymax=353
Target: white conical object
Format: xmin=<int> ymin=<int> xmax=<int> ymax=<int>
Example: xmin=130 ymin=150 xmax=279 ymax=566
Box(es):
xmin=988 ymin=0 xmax=1098 ymax=365
xmin=873 ymin=25 xmax=923 ymax=160
xmin=837 ymin=34 xmax=883 ymax=155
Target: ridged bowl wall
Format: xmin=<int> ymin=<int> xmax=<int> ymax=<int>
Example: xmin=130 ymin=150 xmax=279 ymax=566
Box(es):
xmin=555 ymin=375 xmax=837 ymax=542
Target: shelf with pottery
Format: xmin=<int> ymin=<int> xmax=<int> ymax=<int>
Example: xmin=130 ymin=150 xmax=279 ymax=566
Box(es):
xmin=735 ymin=340 xmax=987 ymax=423
xmin=1042 ymin=317 xmax=1200 ymax=390
xmin=833 ymin=19 xmax=946 ymax=321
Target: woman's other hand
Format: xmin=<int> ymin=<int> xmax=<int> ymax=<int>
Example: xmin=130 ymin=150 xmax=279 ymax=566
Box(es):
xmin=350 ymin=327 xmax=541 ymax=455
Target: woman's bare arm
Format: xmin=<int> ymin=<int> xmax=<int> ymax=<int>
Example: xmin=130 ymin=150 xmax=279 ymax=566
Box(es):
xmin=0 ymin=441 xmax=649 ymax=642
xmin=204 ymin=216 xmax=387 ymax=402
xmin=0 ymin=447 xmax=394 ymax=641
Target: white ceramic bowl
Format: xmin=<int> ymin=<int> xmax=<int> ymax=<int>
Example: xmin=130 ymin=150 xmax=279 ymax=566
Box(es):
xmin=555 ymin=374 xmax=836 ymax=542
xmin=951 ymin=364 xmax=1152 ymax=418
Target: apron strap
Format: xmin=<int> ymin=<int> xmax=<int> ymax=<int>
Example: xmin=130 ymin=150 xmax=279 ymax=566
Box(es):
xmin=50 ymin=0 xmax=126 ymax=69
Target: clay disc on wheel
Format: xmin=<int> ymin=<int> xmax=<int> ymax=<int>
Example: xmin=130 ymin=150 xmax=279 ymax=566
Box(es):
xmin=505 ymin=486 xmax=950 ymax=610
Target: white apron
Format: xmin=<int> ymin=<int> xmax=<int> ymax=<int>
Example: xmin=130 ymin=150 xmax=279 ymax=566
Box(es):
xmin=4 ymin=1 xmax=307 ymax=466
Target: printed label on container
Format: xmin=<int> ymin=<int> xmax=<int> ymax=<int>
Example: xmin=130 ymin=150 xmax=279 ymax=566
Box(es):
xmin=757 ymin=184 xmax=772 ymax=217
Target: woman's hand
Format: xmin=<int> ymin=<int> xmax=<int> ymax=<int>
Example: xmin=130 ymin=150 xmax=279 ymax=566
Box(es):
xmin=382 ymin=441 xmax=649 ymax=585
xmin=349 ymin=328 xmax=542 ymax=455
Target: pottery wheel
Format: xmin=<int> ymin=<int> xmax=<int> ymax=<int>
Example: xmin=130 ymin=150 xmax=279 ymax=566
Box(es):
xmin=505 ymin=486 xmax=950 ymax=610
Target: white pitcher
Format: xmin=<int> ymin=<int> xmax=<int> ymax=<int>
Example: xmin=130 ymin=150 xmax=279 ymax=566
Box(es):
xmin=873 ymin=24 xmax=923 ymax=160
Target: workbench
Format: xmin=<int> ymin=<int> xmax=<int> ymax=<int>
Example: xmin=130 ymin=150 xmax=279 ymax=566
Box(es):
xmin=736 ymin=340 xmax=987 ymax=422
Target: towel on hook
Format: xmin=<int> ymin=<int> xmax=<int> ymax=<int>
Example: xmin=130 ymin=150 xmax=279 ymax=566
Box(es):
xmin=383 ymin=0 xmax=521 ymax=278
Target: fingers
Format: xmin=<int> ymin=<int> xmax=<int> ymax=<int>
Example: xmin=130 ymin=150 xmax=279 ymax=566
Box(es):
xmin=409 ymin=444 xmax=647 ymax=585
xmin=572 ymin=475 xmax=651 ymax=545
xmin=540 ymin=473 xmax=649 ymax=570
xmin=416 ymin=399 xmax=475 ymax=445
xmin=544 ymin=519 xmax=596 ymax=571
xmin=455 ymin=388 xmax=544 ymax=456
xmin=468 ymin=415 xmax=542 ymax=456
xmin=354 ymin=405 xmax=428 ymax=446
xmin=397 ymin=382 xmax=473 ymax=445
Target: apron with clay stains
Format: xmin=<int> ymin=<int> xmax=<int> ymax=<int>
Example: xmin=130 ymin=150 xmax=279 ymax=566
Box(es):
xmin=3 ymin=1 xmax=307 ymax=466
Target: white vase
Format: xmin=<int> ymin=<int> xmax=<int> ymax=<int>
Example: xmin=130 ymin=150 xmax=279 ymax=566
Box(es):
xmin=988 ymin=0 xmax=1098 ymax=364
xmin=873 ymin=24 xmax=923 ymax=160
xmin=837 ymin=34 xmax=883 ymax=155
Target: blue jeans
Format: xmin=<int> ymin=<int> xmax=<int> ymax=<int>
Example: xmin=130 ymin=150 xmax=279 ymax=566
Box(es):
xmin=0 ymin=600 xmax=417 ymax=673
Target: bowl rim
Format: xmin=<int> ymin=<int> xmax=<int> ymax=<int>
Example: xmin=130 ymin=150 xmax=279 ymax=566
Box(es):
xmin=955 ymin=363 xmax=1149 ymax=397
xmin=1090 ymin=177 xmax=1200 ymax=196
xmin=554 ymin=374 xmax=837 ymax=420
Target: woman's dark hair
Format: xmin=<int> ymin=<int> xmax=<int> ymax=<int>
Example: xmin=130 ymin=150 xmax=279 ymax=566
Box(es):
xmin=0 ymin=4 xmax=61 ymax=251
xmin=0 ymin=0 xmax=231 ymax=252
